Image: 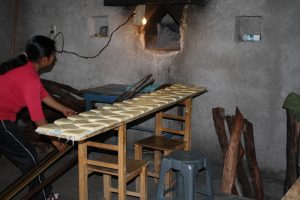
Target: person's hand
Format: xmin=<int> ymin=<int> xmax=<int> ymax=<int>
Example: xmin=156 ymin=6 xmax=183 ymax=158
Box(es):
xmin=51 ymin=140 xmax=67 ymax=153
xmin=62 ymin=107 xmax=77 ymax=117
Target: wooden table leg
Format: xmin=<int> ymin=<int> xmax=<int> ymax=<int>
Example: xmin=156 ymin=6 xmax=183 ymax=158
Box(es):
xmin=118 ymin=124 xmax=126 ymax=200
xmin=183 ymin=98 xmax=192 ymax=150
xmin=78 ymin=141 xmax=88 ymax=200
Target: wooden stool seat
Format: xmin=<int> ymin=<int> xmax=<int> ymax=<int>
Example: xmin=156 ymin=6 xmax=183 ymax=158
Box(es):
xmin=88 ymin=155 xmax=148 ymax=182
xmin=135 ymin=136 xmax=185 ymax=151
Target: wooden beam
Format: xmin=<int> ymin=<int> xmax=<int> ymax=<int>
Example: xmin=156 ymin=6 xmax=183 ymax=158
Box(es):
xmin=104 ymin=0 xmax=208 ymax=6
xmin=0 ymin=146 xmax=72 ymax=200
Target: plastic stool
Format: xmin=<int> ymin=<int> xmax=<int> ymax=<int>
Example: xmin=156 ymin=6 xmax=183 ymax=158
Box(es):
xmin=157 ymin=150 xmax=214 ymax=200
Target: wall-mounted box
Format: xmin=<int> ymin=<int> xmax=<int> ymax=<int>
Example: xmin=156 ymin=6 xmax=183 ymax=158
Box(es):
xmin=88 ymin=16 xmax=109 ymax=37
xmin=236 ymin=16 xmax=262 ymax=42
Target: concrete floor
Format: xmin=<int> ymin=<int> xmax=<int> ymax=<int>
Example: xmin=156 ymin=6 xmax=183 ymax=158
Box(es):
xmin=0 ymin=144 xmax=285 ymax=200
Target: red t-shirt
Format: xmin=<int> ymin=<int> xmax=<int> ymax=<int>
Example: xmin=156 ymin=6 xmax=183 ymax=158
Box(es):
xmin=0 ymin=62 xmax=48 ymax=121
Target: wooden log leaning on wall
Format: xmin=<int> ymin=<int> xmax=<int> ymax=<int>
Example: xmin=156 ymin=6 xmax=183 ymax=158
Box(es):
xmin=221 ymin=108 xmax=244 ymax=194
xmin=243 ymin=119 xmax=264 ymax=200
xmin=213 ymin=107 xmax=264 ymax=199
xmin=226 ymin=115 xmax=253 ymax=198
xmin=284 ymin=111 xmax=300 ymax=193
xmin=212 ymin=108 xmax=239 ymax=195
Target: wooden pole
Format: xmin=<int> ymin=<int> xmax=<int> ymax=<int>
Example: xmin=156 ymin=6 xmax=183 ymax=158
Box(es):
xmin=221 ymin=107 xmax=244 ymax=194
xmin=284 ymin=111 xmax=300 ymax=192
xmin=243 ymin=119 xmax=264 ymax=200
xmin=212 ymin=107 xmax=229 ymax=158
xmin=226 ymin=115 xmax=252 ymax=197
xmin=78 ymin=141 xmax=88 ymax=200
xmin=10 ymin=0 xmax=20 ymax=58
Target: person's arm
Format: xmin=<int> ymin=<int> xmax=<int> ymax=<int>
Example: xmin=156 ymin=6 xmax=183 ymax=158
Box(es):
xmin=42 ymin=95 xmax=77 ymax=117
xmin=35 ymin=119 xmax=67 ymax=153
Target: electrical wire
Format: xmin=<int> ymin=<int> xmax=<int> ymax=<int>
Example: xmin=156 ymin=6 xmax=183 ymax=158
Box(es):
xmin=53 ymin=13 xmax=134 ymax=59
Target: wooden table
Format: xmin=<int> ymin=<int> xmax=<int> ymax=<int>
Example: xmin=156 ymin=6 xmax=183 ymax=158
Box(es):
xmin=282 ymin=177 xmax=300 ymax=200
xmin=37 ymin=84 xmax=207 ymax=199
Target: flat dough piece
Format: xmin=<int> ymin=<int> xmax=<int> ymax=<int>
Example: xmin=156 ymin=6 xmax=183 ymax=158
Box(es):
xmin=114 ymin=102 xmax=152 ymax=111
xmin=131 ymin=101 xmax=160 ymax=109
xmin=124 ymin=106 xmax=151 ymax=112
xmin=167 ymin=87 xmax=197 ymax=94
xmin=123 ymin=100 xmax=136 ymax=104
xmin=101 ymin=114 xmax=130 ymax=121
xmin=157 ymin=96 xmax=179 ymax=102
xmin=92 ymin=119 xmax=119 ymax=126
xmin=54 ymin=118 xmax=73 ymax=125
xmin=79 ymin=111 xmax=101 ymax=117
xmin=68 ymin=115 xmax=87 ymax=121
xmin=58 ymin=124 xmax=79 ymax=131
xmin=90 ymin=108 xmax=113 ymax=115
xmin=171 ymin=84 xmax=202 ymax=91
xmin=36 ymin=124 xmax=60 ymax=135
xmin=137 ymin=99 xmax=165 ymax=106
xmin=152 ymin=90 xmax=182 ymax=97
xmin=84 ymin=115 xmax=103 ymax=122
xmin=111 ymin=109 xmax=144 ymax=118
xmin=60 ymin=129 xmax=92 ymax=140
xmin=102 ymin=106 xmax=125 ymax=113
xmin=72 ymin=120 xmax=92 ymax=125
xmin=75 ymin=123 xmax=107 ymax=131
xmin=149 ymin=98 xmax=172 ymax=104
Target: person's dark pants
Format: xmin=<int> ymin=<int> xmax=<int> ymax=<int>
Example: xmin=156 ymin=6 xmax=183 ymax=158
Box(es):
xmin=0 ymin=120 xmax=51 ymax=200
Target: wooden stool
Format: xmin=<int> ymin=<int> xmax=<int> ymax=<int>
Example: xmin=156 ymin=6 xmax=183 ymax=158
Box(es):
xmin=134 ymin=98 xmax=192 ymax=185
xmin=80 ymin=124 xmax=148 ymax=200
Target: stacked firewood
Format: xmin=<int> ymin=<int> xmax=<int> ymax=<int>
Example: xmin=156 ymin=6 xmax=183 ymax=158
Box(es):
xmin=212 ymin=107 xmax=264 ymax=200
xmin=17 ymin=79 xmax=86 ymax=154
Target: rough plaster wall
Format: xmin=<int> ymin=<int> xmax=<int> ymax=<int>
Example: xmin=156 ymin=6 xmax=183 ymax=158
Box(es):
xmin=169 ymin=0 xmax=300 ymax=173
xmin=1 ymin=0 xmax=299 ymax=173
xmin=13 ymin=0 xmax=176 ymax=89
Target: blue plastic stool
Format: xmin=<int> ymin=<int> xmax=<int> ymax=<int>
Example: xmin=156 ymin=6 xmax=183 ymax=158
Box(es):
xmin=157 ymin=150 xmax=214 ymax=200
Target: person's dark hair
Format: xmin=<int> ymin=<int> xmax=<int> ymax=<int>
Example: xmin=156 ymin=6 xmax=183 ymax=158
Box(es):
xmin=0 ymin=35 xmax=56 ymax=75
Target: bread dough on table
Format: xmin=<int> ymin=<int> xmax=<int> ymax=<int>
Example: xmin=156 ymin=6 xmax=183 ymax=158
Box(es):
xmin=102 ymin=106 xmax=126 ymax=113
xmin=68 ymin=115 xmax=87 ymax=121
xmin=36 ymin=124 xmax=60 ymax=135
xmin=151 ymin=90 xmax=183 ymax=98
xmin=74 ymin=123 xmax=107 ymax=131
xmin=60 ymin=129 xmax=92 ymax=140
xmin=57 ymin=124 xmax=80 ymax=131
xmin=54 ymin=118 xmax=73 ymax=125
xmin=110 ymin=109 xmax=144 ymax=118
xmin=101 ymin=113 xmax=130 ymax=122
xmin=72 ymin=120 xmax=92 ymax=125
xmin=91 ymin=119 xmax=119 ymax=126
xmin=84 ymin=115 xmax=104 ymax=122
xmin=130 ymin=100 xmax=161 ymax=109
xmin=90 ymin=108 xmax=114 ymax=115
xmin=114 ymin=102 xmax=152 ymax=112
xmin=79 ymin=111 xmax=102 ymax=117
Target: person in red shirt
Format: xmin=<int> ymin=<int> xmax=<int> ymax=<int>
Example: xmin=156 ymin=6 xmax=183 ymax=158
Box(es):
xmin=0 ymin=35 xmax=76 ymax=200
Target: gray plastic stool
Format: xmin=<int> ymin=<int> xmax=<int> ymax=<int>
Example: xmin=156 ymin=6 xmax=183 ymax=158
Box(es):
xmin=156 ymin=150 xmax=213 ymax=200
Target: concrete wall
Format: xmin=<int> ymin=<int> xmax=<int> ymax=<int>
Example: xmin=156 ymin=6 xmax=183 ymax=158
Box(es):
xmin=1 ymin=0 xmax=299 ymax=173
